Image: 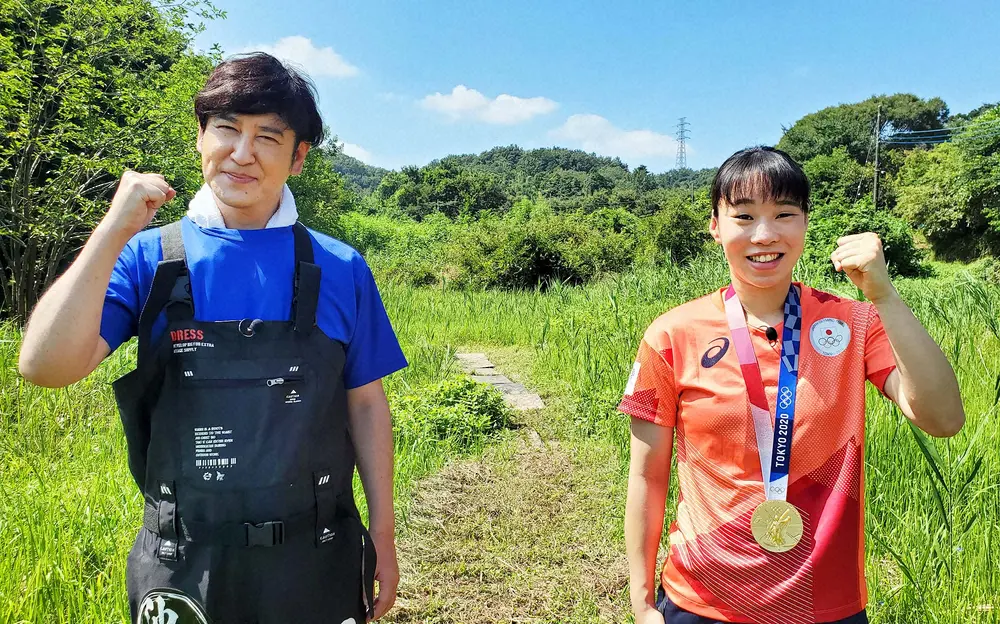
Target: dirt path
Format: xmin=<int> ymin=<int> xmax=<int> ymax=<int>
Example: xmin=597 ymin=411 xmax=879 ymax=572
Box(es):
xmin=385 ymin=354 xmax=634 ymax=624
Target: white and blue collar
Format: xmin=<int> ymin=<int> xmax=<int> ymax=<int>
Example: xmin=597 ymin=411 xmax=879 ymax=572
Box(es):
xmin=186 ymin=183 xmax=298 ymax=229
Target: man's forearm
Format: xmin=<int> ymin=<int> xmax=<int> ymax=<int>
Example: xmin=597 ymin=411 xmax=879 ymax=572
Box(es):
xmin=347 ymin=391 xmax=396 ymax=536
xmin=19 ymin=223 xmax=129 ymax=386
xmin=875 ymin=293 xmax=964 ymax=436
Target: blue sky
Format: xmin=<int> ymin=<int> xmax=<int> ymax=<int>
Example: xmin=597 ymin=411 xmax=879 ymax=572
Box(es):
xmin=193 ymin=0 xmax=999 ymax=172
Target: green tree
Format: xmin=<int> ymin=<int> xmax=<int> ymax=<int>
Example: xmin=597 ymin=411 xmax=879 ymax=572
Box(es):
xmin=778 ymin=94 xmax=949 ymax=164
xmin=329 ymin=150 xmax=388 ymax=194
xmin=948 ymin=101 xmax=1000 ymax=124
xmin=539 ymin=168 xmax=587 ymax=200
xmin=956 ymin=106 xmax=1000 ymax=253
xmin=894 ymin=106 xmax=1000 ymax=260
xmin=895 ymin=143 xmax=981 ymax=260
xmin=0 ymin=0 xmax=220 ymax=321
xmin=372 ymin=161 xmax=510 ymax=220
xmin=802 ymin=147 xmax=873 ymax=206
xmin=287 ymin=142 xmax=360 ymax=237
xmin=803 ymin=198 xmax=925 ymax=278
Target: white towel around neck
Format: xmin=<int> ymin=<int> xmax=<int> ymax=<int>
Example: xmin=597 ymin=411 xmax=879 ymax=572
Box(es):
xmin=186 ymin=183 xmax=298 ymax=229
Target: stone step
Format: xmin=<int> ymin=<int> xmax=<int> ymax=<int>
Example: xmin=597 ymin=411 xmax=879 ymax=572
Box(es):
xmin=505 ymin=394 xmax=546 ymax=411
xmin=455 ymin=353 xmax=493 ymax=373
xmin=471 ymin=375 xmax=512 ymax=385
xmin=457 ymin=352 xmax=545 ymax=411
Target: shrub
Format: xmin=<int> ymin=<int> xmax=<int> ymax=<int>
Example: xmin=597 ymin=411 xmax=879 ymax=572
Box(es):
xmin=447 ymin=210 xmax=640 ymax=289
xmin=642 ymin=191 xmax=712 ymax=265
xmin=337 ymin=212 xmax=451 ymax=285
xmin=392 ymin=377 xmax=510 ymax=451
xmin=802 ymin=198 xmax=927 ymax=278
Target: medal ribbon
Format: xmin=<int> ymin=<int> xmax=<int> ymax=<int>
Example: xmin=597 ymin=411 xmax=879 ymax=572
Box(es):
xmin=723 ymin=284 xmax=802 ymax=501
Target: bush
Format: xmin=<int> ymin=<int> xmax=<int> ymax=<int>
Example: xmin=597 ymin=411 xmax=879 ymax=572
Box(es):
xmin=332 ymin=196 xmax=714 ymax=290
xmin=337 ymin=212 xmax=451 ymax=286
xmin=448 ymin=209 xmax=641 ymax=289
xmin=803 ymin=198 xmax=927 ymax=277
xmin=895 ymin=143 xmax=983 ymax=261
xmin=392 ymin=377 xmax=511 ymax=451
xmin=642 ymin=190 xmax=712 ymax=265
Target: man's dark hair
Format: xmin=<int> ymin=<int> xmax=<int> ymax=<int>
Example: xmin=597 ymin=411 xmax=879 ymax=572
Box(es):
xmin=710 ymin=146 xmax=810 ymax=216
xmin=194 ymin=52 xmax=324 ymax=147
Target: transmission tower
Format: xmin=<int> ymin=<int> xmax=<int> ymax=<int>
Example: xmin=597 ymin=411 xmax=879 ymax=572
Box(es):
xmin=676 ymin=117 xmax=690 ymax=169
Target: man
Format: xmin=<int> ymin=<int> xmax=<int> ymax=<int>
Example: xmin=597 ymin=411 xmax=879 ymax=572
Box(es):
xmin=19 ymin=53 xmax=406 ymax=624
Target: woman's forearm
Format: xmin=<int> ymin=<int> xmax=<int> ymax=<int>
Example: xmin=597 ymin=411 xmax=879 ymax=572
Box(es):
xmin=874 ymin=292 xmax=965 ymax=437
xmin=625 ymin=420 xmax=672 ymax=615
xmin=625 ymin=473 xmax=668 ymax=613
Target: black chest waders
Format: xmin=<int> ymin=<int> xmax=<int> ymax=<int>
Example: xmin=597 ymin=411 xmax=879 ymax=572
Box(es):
xmin=113 ymin=221 xmax=376 ymax=624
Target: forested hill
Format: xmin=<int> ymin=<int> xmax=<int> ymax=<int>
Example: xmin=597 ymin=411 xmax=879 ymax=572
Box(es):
xmin=333 ymin=144 xmax=716 ymax=197
xmin=331 ymin=151 xmax=389 ymax=194
xmin=3 ymin=0 xmax=999 ymax=320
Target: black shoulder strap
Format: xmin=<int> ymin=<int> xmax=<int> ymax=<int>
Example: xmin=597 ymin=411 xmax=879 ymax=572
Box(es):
xmin=292 ymin=222 xmax=320 ymax=333
xmin=137 ymin=221 xmax=193 ymax=363
xmin=292 ymin=221 xmax=314 ymax=264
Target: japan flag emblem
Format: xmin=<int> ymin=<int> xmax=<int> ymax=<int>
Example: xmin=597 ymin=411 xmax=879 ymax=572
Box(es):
xmin=809 ymin=318 xmax=851 ymax=357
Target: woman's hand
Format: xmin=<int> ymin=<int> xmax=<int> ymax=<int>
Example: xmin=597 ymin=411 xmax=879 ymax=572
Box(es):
xmin=635 ymin=607 xmax=666 ymax=624
xmin=830 ymin=232 xmax=897 ymax=304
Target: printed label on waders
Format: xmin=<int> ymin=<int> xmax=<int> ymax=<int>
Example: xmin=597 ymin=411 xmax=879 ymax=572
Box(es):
xmin=138 ymin=589 xmax=211 ymax=624
xmin=193 ymin=426 xmax=238 ymax=474
xmin=171 ymin=329 xmax=215 ymax=354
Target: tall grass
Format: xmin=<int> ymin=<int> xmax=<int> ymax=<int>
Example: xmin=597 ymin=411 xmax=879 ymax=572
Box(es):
xmin=375 ymin=254 xmax=1000 ymax=623
xmin=0 ymin=321 xmax=502 ymax=622
xmin=2 ymin=253 xmax=998 ymax=622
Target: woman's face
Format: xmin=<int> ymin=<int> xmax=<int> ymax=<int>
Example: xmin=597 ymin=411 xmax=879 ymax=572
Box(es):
xmin=710 ymin=196 xmax=807 ymax=291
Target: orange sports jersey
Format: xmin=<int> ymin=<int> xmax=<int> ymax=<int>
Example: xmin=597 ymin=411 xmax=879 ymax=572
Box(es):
xmin=619 ymin=283 xmax=897 ymax=624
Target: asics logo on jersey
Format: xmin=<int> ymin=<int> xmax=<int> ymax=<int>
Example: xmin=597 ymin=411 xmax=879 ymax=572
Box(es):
xmin=701 ymin=337 xmax=730 ymax=368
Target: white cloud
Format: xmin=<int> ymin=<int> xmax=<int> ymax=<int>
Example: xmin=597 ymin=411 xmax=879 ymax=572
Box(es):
xmin=550 ymin=114 xmax=679 ymax=160
xmin=421 ymin=85 xmax=558 ymax=125
xmin=339 ymin=141 xmax=373 ymax=164
xmin=242 ymin=36 xmax=359 ymax=79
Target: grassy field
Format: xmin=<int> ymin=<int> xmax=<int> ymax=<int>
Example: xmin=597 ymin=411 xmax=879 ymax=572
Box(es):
xmin=0 ymin=320 xmax=508 ymax=622
xmin=2 ymin=254 xmax=999 ymax=622
xmin=377 ymin=255 xmax=1000 ymax=623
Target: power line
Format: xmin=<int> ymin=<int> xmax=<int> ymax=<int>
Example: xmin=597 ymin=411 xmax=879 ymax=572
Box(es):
xmin=886 ymin=117 xmax=1000 ymax=136
xmin=676 ymin=117 xmax=690 ymax=169
xmin=883 ymin=129 xmax=1000 ymax=145
xmin=883 ymin=120 xmax=1000 ymax=145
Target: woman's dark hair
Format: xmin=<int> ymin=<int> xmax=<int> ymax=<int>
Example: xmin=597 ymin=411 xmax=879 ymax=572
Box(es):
xmin=194 ymin=52 xmax=324 ymax=147
xmin=710 ymin=146 xmax=810 ymax=215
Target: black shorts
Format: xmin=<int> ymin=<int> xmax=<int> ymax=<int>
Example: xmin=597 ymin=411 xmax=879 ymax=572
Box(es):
xmin=655 ymin=587 xmax=869 ymax=624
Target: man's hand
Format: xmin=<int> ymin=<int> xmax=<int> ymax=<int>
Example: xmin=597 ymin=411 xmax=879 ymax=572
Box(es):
xmin=830 ymin=232 xmax=897 ymax=304
xmin=102 ymin=171 xmax=175 ymax=241
xmin=370 ymin=528 xmax=398 ymax=620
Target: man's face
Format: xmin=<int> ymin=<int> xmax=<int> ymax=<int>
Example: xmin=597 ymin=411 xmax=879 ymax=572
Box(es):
xmin=197 ymin=112 xmax=309 ymax=211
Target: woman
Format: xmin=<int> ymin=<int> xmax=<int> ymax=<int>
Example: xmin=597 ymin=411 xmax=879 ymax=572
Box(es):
xmin=620 ymin=146 xmax=964 ymax=624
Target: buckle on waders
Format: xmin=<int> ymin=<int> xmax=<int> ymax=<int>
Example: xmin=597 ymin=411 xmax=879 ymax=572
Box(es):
xmin=245 ymin=521 xmax=284 ymax=547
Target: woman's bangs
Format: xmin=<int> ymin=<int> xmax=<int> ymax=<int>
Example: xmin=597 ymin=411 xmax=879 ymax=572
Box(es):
xmin=712 ymin=147 xmax=811 ymax=212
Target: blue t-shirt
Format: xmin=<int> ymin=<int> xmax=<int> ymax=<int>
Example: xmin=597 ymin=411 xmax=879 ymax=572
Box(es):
xmin=101 ymin=217 xmax=407 ymax=389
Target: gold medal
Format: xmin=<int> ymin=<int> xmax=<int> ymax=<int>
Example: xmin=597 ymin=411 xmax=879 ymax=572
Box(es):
xmin=751 ymin=500 xmax=803 ymax=553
